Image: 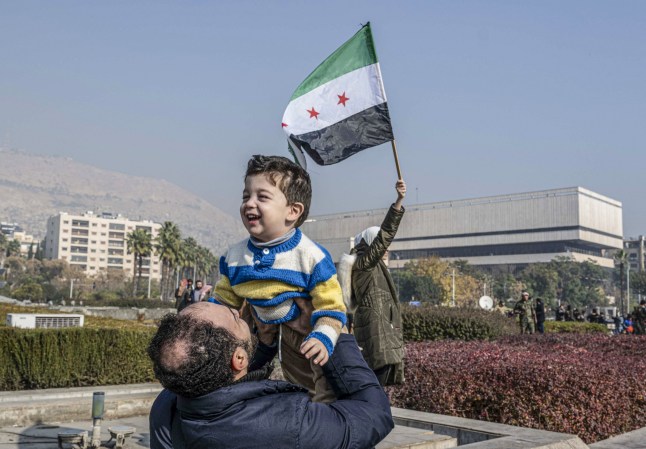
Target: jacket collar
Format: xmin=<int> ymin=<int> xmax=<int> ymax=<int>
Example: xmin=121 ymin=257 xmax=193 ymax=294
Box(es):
xmin=176 ymin=379 xmax=307 ymax=417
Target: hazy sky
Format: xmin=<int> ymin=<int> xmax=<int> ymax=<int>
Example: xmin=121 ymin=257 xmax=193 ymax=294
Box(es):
xmin=1 ymin=1 xmax=644 ymax=237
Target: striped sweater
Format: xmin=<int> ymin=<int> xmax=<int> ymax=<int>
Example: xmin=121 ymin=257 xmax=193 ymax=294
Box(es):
xmin=214 ymin=228 xmax=347 ymax=355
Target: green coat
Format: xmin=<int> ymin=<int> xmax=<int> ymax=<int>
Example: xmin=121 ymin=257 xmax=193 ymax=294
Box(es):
xmin=351 ymin=205 xmax=405 ymax=385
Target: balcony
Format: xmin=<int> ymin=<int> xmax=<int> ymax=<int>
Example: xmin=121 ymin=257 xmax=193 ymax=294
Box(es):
xmin=71 ymin=229 xmax=89 ymax=237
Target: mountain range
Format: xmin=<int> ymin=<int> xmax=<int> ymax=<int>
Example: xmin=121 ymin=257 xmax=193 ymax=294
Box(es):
xmin=0 ymin=149 xmax=245 ymax=255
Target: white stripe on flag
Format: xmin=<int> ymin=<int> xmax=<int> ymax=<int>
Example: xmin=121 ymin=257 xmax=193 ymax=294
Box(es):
xmin=282 ymin=63 xmax=386 ymax=137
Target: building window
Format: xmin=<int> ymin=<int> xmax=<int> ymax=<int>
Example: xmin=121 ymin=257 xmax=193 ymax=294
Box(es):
xmin=72 ymin=220 xmax=89 ymax=227
xmin=92 ymin=223 xmax=97 ymax=227
xmin=109 ymin=223 xmax=126 ymax=230
xmin=63 ymin=220 xmax=69 ymax=224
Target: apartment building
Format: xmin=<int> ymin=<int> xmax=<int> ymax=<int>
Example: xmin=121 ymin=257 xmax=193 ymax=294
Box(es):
xmin=45 ymin=212 xmax=162 ymax=280
xmin=625 ymin=235 xmax=645 ymax=272
xmin=1 ymin=222 xmax=38 ymax=257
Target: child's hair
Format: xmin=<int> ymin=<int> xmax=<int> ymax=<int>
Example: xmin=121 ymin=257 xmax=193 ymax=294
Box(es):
xmin=245 ymin=155 xmax=312 ymax=227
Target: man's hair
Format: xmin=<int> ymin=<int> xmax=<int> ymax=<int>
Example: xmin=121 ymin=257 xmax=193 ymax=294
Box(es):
xmin=245 ymin=155 xmax=312 ymax=228
xmin=147 ymin=313 xmax=251 ymax=398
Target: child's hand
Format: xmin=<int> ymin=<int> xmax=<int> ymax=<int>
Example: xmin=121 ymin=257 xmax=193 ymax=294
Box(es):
xmin=300 ymin=338 xmax=329 ymax=366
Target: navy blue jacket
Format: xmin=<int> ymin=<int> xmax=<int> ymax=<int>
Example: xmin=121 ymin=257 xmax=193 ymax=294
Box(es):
xmin=149 ymin=334 xmax=394 ymax=449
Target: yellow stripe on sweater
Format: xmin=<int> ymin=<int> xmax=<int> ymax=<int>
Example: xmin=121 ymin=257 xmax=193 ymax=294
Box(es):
xmin=231 ymin=280 xmax=303 ymax=300
xmin=310 ymin=275 xmax=346 ymax=313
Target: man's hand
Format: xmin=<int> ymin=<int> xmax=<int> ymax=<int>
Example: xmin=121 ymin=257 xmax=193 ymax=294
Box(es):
xmin=300 ymin=338 xmax=329 ymax=366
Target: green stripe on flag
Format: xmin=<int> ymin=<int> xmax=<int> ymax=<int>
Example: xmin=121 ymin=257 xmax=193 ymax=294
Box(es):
xmin=290 ymin=23 xmax=378 ymax=101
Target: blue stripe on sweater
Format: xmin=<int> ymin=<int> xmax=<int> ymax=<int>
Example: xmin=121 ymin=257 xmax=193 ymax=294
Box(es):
xmin=304 ymin=332 xmax=335 ymax=357
xmin=246 ymin=291 xmax=310 ymax=307
xmin=225 ymin=266 xmax=312 ymax=289
xmin=311 ymin=310 xmax=347 ymax=327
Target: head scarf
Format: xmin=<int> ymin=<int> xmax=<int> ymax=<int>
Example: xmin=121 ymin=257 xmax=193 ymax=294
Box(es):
xmin=354 ymin=226 xmax=380 ymax=248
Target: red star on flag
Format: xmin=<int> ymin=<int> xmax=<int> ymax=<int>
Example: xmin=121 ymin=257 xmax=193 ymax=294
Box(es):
xmin=282 ymin=123 xmax=288 ymax=128
xmin=337 ymin=92 xmax=349 ymax=106
xmin=307 ymin=107 xmax=320 ymax=119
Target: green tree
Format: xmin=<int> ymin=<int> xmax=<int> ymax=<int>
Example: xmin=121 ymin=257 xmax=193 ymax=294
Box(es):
xmin=12 ymin=282 xmax=45 ymax=302
xmin=519 ymin=263 xmax=559 ymax=308
xmin=6 ymin=239 xmax=21 ymax=258
xmin=630 ymin=270 xmax=646 ymax=297
xmin=0 ymin=233 xmax=7 ymax=267
xmin=155 ymin=221 xmax=182 ymax=300
xmin=126 ymin=229 xmax=153 ymax=297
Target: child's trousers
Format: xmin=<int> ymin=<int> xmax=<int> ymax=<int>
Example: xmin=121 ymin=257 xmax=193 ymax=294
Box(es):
xmin=279 ymin=324 xmax=336 ymax=403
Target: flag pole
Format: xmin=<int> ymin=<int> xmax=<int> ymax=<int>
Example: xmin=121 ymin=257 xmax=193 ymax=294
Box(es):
xmin=391 ymin=139 xmax=403 ymax=180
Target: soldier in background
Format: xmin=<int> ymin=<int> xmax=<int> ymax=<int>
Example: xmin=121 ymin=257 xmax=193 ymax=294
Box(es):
xmin=513 ymin=291 xmax=536 ymax=334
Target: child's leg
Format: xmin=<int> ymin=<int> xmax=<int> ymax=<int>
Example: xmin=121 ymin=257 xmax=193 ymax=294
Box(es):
xmin=279 ymin=324 xmax=336 ymax=403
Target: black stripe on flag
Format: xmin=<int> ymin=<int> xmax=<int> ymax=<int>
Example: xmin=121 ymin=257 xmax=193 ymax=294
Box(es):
xmin=290 ymin=103 xmax=394 ymax=166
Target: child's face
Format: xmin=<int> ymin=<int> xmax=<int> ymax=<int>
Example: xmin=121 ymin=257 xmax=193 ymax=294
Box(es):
xmin=241 ymin=174 xmax=303 ymax=242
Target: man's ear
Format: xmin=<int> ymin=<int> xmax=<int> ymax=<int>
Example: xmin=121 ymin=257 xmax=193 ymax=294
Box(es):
xmin=231 ymin=347 xmax=249 ymax=373
xmin=287 ymin=202 xmax=304 ymax=223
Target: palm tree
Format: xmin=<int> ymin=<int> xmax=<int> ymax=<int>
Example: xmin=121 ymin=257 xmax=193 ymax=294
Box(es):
xmin=181 ymin=237 xmax=199 ymax=279
xmin=155 ymin=221 xmax=182 ymax=300
xmin=126 ymin=229 xmax=153 ymax=298
xmin=614 ymin=249 xmax=628 ymax=316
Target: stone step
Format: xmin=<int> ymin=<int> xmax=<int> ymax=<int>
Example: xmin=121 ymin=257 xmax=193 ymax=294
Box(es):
xmin=378 ymin=425 xmax=458 ymax=449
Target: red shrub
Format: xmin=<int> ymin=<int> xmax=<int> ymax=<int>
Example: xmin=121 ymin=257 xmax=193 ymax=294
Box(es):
xmin=387 ymin=334 xmax=646 ymax=443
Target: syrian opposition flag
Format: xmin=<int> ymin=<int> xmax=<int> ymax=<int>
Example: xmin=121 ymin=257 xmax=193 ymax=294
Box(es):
xmin=282 ymin=23 xmax=394 ymax=167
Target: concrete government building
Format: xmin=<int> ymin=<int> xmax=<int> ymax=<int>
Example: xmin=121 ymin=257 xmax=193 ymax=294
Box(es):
xmin=45 ymin=212 xmax=162 ymax=280
xmin=301 ymin=187 xmax=623 ymax=271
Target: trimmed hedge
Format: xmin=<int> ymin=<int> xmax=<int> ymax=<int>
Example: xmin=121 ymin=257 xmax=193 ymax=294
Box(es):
xmin=388 ymin=334 xmax=646 ymax=443
xmin=0 ymin=327 xmax=156 ymax=390
xmin=82 ymin=298 xmax=173 ymax=309
xmin=402 ymin=306 xmax=517 ymax=341
xmin=545 ymin=321 xmax=608 ymax=334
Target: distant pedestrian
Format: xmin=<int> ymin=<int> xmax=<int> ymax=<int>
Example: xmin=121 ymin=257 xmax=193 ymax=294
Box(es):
xmin=634 ymin=300 xmax=646 ymax=335
xmin=556 ymin=304 xmax=565 ymax=322
xmin=535 ymin=297 xmax=545 ymax=334
xmin=192 ymin=280 xmax=212 ymax=303
xmin=514 ymin=291 xmax=536 ymax=334
xmin=175 ymin=278 xmax=193 ymax=312
xmin=565 ymin=305 xmax=573 ymax=322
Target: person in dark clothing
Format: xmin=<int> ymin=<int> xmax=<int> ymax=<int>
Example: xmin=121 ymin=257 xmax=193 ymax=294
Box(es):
xmin=535 ymin=297 xmax=546 ymax=334
xmin=565 ymin=304 xmax=573 ymax=322
xmin=342 ymin=180 xmax=406 ymax=386
xmin=555 ymin=304 xmax=565 ymax=322
xmin=174 ymin=278 xmax=193 ymax=312
xmin=148 ymin=302 xmax=394 ymax=449
xmin=587 ymin=308 xmax=601 ymax=324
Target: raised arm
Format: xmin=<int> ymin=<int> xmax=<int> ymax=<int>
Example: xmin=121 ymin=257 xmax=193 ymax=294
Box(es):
xmin=354 ymin=180 xmax=406 ymax=271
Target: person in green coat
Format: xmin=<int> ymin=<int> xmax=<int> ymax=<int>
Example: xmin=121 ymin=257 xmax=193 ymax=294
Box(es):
xmin=347 ymin=180 xmax=406 ymax=386
xmin=513 ymin=291 xmax=536 ymax=334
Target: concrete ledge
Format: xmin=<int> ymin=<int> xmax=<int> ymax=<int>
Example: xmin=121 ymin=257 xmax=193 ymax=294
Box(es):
xmin=588 ymin=427 xmax=646 ymax=449
xmin=392 ymin=408 xmax=589 ymax=448
xmin=0 ymin=383 xmax=162 ymax=427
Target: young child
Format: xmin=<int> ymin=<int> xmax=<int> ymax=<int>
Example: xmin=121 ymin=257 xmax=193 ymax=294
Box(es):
xmin=214 ymin=155 xmax=347 ymax=402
